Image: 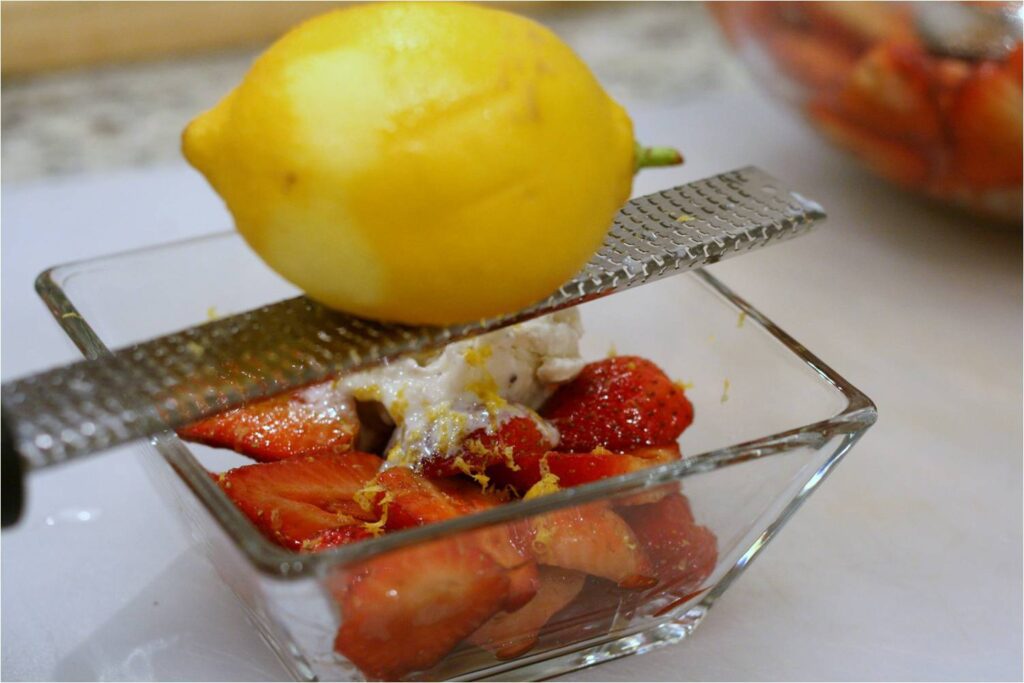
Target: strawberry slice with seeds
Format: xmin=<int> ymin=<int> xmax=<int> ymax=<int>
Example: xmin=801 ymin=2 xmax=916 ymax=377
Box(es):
xmin=529 ymin=502 xmax=654 ymax=589
xmin=418 ymin=416 xmax=554 ymax=479
xmin=179 ymin=383 xmax=358 ymax=462
xmin=618 ymin=492 xmax=718 ymax=599
xmin=374 ymin=467 xmax=539 ymax=611
xmin=489 ymin=445 xmax=682 ymax=497
xmin=470 ymin=567 xmax=586 ymax=659
xmin=540 ymin=356 xmax=693 ymax=452
xmin=332 ymin=537 xmax=509 ymax=681
xmin=217 ymin=451 xmax=382 ymax=550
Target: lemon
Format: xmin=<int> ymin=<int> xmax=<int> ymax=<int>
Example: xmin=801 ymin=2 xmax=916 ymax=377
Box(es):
xmin=184 ymin=2 xmax=679 ymax=325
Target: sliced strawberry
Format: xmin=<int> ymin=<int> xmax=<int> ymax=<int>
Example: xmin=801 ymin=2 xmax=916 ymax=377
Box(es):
xmin=540 ymin=356 xmax=693 ymax=452
xmin=489 ymin=445 xmax=682 ymax=497
xmin=1006 ymin=42 xmax=1022 ymax=87
xmin=618 ymin=492 xmax=718 ymax=599
xmin=949 ymin=62 xmax=1023 ymax=188
xmin=800 ymin=3 xmax=916 ymax=48
xmin=537 ymin=574 xmax=626 ymax=646
xmin=372 ymin=466 xmax=463 ymax=529
xmin=835 ymin=42 xmax=942 ymax=144
xmin=762 ymin=26 xmax=859 ymax=90
xmin=302 ymin=525 xmax=375 ymax=553
xmin=807 ymin=101 xmax=930 ymax=186
xmin=529 ymin=502 xmax=654 ymax=589
xmin=217 ymin=451 xmax=382 ymax=549
xmin=179 ymin=383 xmax=358 ymax=462
xmin=469 ymin=567 xmax=585 ymax=659
xmin=332 ymin=537 xmax=509 ymax=680
xmin=418 ymin=416 xmax=554 ymax=479
xmin=374 ymin=467 xmax=538 ymax=611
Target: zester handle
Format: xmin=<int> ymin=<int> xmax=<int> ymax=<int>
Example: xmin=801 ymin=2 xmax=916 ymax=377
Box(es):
xmin=0 ymin=166 xmax=826 ymax=507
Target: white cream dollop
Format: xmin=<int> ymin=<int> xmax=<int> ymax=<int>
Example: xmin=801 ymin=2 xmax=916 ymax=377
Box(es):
xmin=334 ymin=309 xmax=585 ymax=467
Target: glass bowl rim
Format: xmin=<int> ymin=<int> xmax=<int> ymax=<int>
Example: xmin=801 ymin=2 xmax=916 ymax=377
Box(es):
xmin=34 ymin=231 xmax=878 ymax=580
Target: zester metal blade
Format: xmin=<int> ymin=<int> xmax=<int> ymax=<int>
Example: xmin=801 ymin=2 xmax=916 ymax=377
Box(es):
xmin=1 ymin=166 xmax=825 ymax=470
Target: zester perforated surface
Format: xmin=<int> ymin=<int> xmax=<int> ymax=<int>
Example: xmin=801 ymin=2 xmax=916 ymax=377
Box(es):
xmin=1 ymin=166 xmax=825 ymax=468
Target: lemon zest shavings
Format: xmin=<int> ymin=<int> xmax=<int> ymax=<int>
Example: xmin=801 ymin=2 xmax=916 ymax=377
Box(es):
xmin=721 ymin=378 xmax=731 ymax=404
xmin=351 ymin=384 xmax=382 ymax=402
xmin=453 ymin=455 xmax=491 ymax=489
xmin=500 ymin=445 xmax=521 ymax=471
xmin=466 ymin=371 xmax=508 ymax=415
xmin=353 ymin=482 xmax=386 ymax=514
xmin=524 ymin=453 xmax=560 ymax=501
xmin=362 ymin=491 xmax=394 ymax=537
xmin=532 ymin=522 xmax=555 ymax=554
xmin=462 ymin=343 xmax=493 ymax=368
xmin=390 ymin=388 xmax=408 ymax=421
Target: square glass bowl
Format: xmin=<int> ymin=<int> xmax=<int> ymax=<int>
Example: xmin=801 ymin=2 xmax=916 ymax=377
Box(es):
xmin=36 ymin=232 xmax=876 ymax=681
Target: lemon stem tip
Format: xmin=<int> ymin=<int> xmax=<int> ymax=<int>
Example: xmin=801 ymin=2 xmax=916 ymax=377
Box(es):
xmin=635 ymin=143 xmax=684 ymax=171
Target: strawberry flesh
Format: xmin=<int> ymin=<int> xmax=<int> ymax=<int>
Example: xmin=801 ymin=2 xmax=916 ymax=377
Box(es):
xmin=618 ymin=492 xmax=718 ymax=599
xmin=217 ymin=451 xmax=382 ymax=550
xmin=489 ymin=445 xmax=682 ymax=496
xmin=529 ymin=502 xmax=654 ymax=589
xmin=540 ymin=356 xmax=693 ymax=452
xmin=332 ymin=538 xmax=509 ymax=681
xmin=950 ymin=62 xmax=1024 ymax=187
xmin=373 ymin=467 xmax=538 ymax=611
xmin=470 ymin=567 xmax=585 ymax=659
xmin=179 ymin=384 xmax=358 ymax=462
xmin=418 ymin=416 xmax=553 ymax=479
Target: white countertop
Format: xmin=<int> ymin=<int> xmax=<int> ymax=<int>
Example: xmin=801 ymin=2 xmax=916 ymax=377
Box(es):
xmin=2 ymin=91 xmax=1021 ymax=681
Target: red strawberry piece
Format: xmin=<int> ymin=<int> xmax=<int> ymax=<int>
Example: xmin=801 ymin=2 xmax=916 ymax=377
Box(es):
xmin=529 ymin=502 xmax=654 ymax=589
xmin=618 ymin=492 xmax=718 ymax=600
xmin=835 ymin=42 xmax=942 ymax=144
xmin=489 ymin=445 xmax=682 ymax=497
xmin=302 ymin=525 xmax=375 ymax=553
xmin=800 ymin=3 xmax=917 ymax=48
xmin=374 ymin=467 xmax=539 ymax=611
xmin=179 ymin=383 xmax=358 ymax=462
xmin=949 ymin=62 xmax=1023 ymax=188
xmin=372 ymin=466 xmax=464 ymax=529
xmin=418 ymin=416 xmax=554 ymax=479
xmin=332 ymin=537 xmax=510 ymax=681
xmin=1006 ymin=42 xmax=1022 ymax=87
xmin=469 ymin=567 xmax=585 ymax=660
xmin=217 ymin=451 xmax=382 ymax=550
xmin=807 ymin=100 xmax=931 ymax=186
xmin=536 ymin=574 xmax=628 ymax=647
xmin=540 ymin=356 xmax=693 ymax=452
xmin=762 ymin=25 xmax=860 ymax=90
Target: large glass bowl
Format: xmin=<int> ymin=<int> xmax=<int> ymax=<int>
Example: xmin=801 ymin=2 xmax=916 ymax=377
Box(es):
xmin=35 ymin=231 xmax=876 ymax=681
xmin=711 ymin=1 xmax=1023 ymax=224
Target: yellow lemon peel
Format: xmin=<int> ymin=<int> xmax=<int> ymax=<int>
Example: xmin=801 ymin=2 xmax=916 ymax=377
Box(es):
xmin=453 ymin=455 xmax=491 ymax=490
xmin=524 ymin=454 xmax=560 ymax=501
xmin=353 ymin=482 xmax=386 ymax=514
xmin=181 ymin=3 xmax=680 ymax=325
xmin=362 ymin=491 xmax=394 ymax=537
